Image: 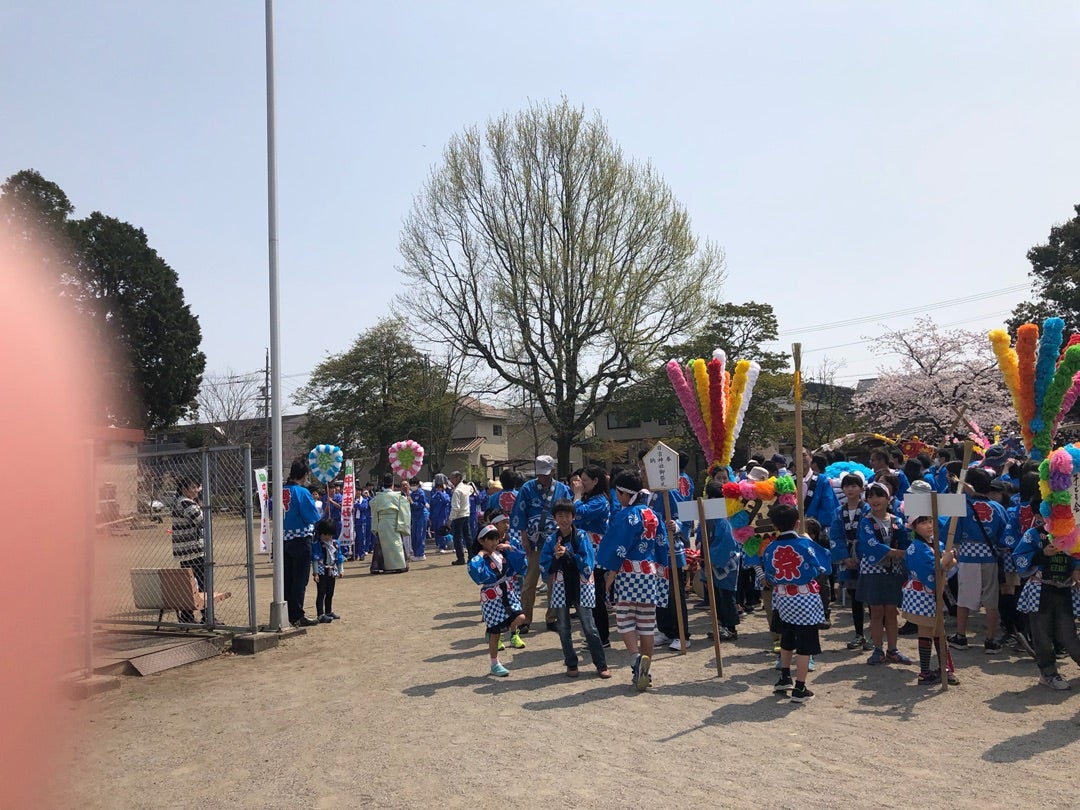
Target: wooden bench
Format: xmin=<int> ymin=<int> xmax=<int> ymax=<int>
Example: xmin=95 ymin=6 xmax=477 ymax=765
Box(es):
xmin=130 ymin=568 xmax=232 ymax=628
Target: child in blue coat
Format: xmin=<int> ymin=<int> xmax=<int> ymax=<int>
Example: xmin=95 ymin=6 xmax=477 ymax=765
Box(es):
xmin=761 ymin=504 xmax=830 ymax=703
xmin=469 ymin=524 xmax=528 ymax=676
xmin=312 ymin=519 xmax=345 ymax=623
xmin=597 ymin=471 xmax=667 ymax=691
xmin=541 ymin=500 xmax=610 ymax=678
xmin=902 ymin=515 xmax=958 ymax=684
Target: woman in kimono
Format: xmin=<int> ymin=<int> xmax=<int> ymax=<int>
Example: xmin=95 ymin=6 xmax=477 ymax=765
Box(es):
xmin=370 ymin=473 xmax=411 ymax=574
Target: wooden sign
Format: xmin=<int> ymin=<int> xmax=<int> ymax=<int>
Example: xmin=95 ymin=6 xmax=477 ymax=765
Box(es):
xmin=678 ymin=497 xmax=726 ymax=521
xmin=642 ymin=441 xmax=679 ymax=492
xmin=902 ymin=492 xmax=966 ymax=519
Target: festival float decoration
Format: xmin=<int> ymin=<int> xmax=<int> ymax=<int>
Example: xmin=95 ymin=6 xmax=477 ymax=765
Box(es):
xmin=665 ymin=349 xmax=761 ymax=470
xmin=388 ymin=439 xmax=425 ymax=481
xmin=989 ymin=317 xmax=1080 ymax=554
xmin=721 ymin=474 xmax=798 ymax=560
xmin=308 ymin=444 xmax=344 ymax=483
xmin=814 ymin=432 xmax=898 ymax=456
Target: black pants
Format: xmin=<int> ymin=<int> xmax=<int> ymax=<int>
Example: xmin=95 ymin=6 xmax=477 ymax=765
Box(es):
xmin=315 ymin=575 xmax=337 ymax=617
xmin=178 ymin=556 xmax=206 ymax=624
xmin=716 ymin=588 xmax=739 ymax=631
xmin=657 ymin=567 xmax=690 ymax=639
xmin=283 ymin=537 xmax=312 ymax=624
xmin=451 ymin=516 xmax=470 ymax=563
xmin=1032 ymin=587 xmax=1080 ymax=676
xmin=592 ymin=568 xmax=610 ymax=645
xmin=737 ymin=566 xmax=760 ymax=608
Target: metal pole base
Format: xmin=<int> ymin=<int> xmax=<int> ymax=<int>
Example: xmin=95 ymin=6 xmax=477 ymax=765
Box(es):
xmin=269 ymin=601 xmax=288 ymax=631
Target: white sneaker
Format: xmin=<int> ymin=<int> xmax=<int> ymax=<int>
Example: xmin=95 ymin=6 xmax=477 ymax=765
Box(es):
xmin=653 ymin=631 xmax=672 ymax=645
xmin=437 ymin=549 xmax=449 ymax=554
xmin=1040 ymin=673 xmax=1071 ymax=691
xmin=669 ymin=637 xmax=691 ymax=651
xmin=537 ymin=582 xmax=548 ymax=593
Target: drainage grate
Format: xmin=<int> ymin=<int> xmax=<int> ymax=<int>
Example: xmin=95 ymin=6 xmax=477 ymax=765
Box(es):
xmin=128 ymin=640 xmax=221 ymax=675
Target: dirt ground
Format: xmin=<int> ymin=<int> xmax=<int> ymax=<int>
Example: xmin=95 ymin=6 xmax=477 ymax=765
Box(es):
xmin=52 ymin=550 xmax=1080 ymax=810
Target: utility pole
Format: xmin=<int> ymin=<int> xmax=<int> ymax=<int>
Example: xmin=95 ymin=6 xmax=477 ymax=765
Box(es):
xmin=262 ymin=347 xmax=270 ymax=468
xmin=265 ymin=0 xmax=286 ymax=631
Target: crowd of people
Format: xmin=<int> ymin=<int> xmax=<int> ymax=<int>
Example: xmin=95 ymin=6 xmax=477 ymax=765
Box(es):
xmin=247 ymin=441 xmax=1080 ymax=703
xmin=458 ymin=444 xmax=1080 ymax=702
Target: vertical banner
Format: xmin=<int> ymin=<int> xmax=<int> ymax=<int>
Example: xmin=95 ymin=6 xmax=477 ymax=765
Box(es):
xmin=339 ymin=459 xmax=355 ymax=555
xmin=254 ymin=467 xmax=270 ymax=553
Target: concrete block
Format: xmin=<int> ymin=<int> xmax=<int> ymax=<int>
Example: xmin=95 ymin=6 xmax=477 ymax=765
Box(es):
xmin=231 ymin=632 xmax=282 ymax=655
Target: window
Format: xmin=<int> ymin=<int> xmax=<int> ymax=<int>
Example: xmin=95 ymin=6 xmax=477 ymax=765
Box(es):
xmin=492 ymin=424 xmax=503 ymax=436
xmin=606 ymin=411 xmax=641 ymax=430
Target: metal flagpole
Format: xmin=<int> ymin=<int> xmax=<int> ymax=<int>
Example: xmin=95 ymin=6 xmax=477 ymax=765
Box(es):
xmin=265 ymin=0 xmax=286 ymax=631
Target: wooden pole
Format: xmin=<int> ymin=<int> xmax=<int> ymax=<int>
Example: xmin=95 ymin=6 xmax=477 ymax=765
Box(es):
xmin=792 ymin=342 xmax=806 ymax=532
xmin=939 ymin=440 xmax=974 ymax=690
xmin=698 ymin=498 xmax=724 ymax=677
xmin=930 ymin=492 xmax=949 ymax=692
xmin=942 ymin=441 xmax=974 ymax=560
xmin=661 ymin=494 xmax=688 ymax=654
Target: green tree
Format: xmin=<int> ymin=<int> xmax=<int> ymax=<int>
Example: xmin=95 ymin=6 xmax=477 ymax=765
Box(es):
xmin=1 ymin=170 xmax=205 ymax=429
xmin=398 ymin=98 xmax=723 ymax=476
xmin=1008 ymin=203 xmax=1080 ymax=334
xmin=294 ymin=318 xmax=464 ymax=477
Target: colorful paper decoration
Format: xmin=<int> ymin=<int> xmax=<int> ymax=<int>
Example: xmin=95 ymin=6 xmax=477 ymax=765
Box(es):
xmin=308 ymin=444 xmax=343 ymax=483
xmin=665 ymin=348 xmax=761 ymax=466
xmin=388 ymin=439 xmax=425 ymax=480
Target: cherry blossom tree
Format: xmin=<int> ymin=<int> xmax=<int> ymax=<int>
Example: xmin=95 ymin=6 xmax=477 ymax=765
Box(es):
xmin=853 ymin=317 xmax=1015 ymax=441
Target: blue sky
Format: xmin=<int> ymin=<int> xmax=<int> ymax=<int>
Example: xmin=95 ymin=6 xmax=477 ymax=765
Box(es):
xmin=4 ymin=2 xmax=1078 ymax=407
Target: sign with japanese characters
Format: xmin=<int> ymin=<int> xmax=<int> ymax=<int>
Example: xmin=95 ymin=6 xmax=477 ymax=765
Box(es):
xmin=642 ymin=441 xmax=679 ymax=492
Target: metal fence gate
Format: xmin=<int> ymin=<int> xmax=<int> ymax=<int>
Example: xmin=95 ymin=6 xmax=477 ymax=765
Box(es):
xmin=92 ymin=445 xmax=257 ymax=633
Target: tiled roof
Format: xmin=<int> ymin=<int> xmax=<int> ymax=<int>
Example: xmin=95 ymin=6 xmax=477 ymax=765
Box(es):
xmin=449 ymin=437 xmax=486 ymax=453
xmin=459 ymin=396 xmax=508 ymax=419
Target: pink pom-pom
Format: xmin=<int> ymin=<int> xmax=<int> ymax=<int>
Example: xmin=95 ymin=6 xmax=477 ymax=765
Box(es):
xmin=1050 ymin=448 xmax=1074 ymax=477
xmin=732 ymin=526 xmax=754 ymax=543
xmin=1052 ymin=528 xmax=1079 ymax=553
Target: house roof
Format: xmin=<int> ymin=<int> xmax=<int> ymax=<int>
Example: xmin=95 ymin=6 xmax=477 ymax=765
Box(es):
xmin=449 ymin=436 xmax=486 ymax=453
xmin=459 ymin=396 xmax=507 ymax=420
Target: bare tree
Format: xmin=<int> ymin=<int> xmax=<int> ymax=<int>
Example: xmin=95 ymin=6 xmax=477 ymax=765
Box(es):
xmin=196 ymin=369 xmax=263 ymax=445
xmin=398 ymin=99 xmax=723 ymax=474
xmin=801 ymin=357 xmax=862 ymax=449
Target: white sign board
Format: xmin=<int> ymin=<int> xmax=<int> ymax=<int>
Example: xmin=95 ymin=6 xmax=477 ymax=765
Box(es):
xmin=643 ymin=441 xmax=679 ymax=492
xmin=902 ymin=492 xmax=967 ymax=519
xmin=677 ymin=497 xmax=727 ymax=522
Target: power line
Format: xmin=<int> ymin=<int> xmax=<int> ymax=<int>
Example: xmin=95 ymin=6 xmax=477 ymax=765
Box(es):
xmin=795 ymin=309 xmax=1013 ymax=355
xmin=777 ymin=283 xmax=1029 ymax=336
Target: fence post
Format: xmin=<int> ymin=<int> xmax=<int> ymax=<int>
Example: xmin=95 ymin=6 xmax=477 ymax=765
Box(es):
xmin=243 ymin=444 xmax=257 ymax=632
xmin=201 ymin=449 xmax=215 ymax=627
xmin=82 ymin=439 xmax=95 ymax=678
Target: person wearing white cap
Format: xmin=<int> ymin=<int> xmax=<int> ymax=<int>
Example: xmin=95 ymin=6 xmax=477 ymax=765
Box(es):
xmin=509 ymin=455 xmax=571 ymax=632
xmin=468 ymin=523 xmax=528 ymax=677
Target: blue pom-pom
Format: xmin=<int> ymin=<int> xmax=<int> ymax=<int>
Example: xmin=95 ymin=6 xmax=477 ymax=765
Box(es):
xmin=1067 ymin=445 xmax=1080 ymax=471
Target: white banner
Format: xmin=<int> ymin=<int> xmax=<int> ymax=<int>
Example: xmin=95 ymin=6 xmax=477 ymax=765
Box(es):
xmin=339 ymin=459 xmax=355 ymax=553
xmin=254 ymin=467 xmax=270 ymax=553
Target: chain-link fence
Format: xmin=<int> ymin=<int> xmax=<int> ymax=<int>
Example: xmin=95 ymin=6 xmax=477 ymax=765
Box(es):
xmin=91 ymin=445 xmax=257 ymax=633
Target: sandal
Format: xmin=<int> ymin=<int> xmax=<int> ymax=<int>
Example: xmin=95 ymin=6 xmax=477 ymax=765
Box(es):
xmin=597 ymin=669 xmax=612 ymax=679
xmin=565 ymin=667 xmax=580 ymax=678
